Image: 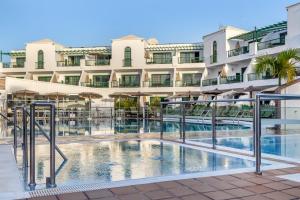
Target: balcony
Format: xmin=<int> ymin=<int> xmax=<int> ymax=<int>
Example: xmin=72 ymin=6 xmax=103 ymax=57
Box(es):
xmin=111 ymin=81 xmax=140 ymax=88
xmin=146 ymin=58 xmax=172 ymax=64
xmin=85 ymin=59 xmax=110 ymax=66
xmin=220 ymin=75 xmax=243 ymax=84
xmin=178 ymin=57 xmax=203 ymax=64
xmin=81 ymin=82 xmax=109 ymax=88
xmin=35 ymin=62 xmax=44 ymax=69
xmin=57 ymin=61 xmax=80 ymax=67
xmin=227 ymin=46 xmax=249 ymax=57
xmin=257 ymin=37 xmax=286 ymax=51
xmin=2 ymin=62 xmax=25 ymax=68
xmin=247 ymin=73 xmax=274 ymax=81
xmin=144 ymin=81 xmax=173 ymax=87
xmin=210 ymin=54 xmax=217 ymax=64
xmin=202 ymin=78 xmax=218 ymax=86
xmin=176 ymin=80 xmax=201 ymax=87
xmin=123 ymin=59 xmax=132 ymax=67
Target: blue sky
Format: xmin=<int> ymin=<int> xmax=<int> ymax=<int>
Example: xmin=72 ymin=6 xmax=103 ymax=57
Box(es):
xmin=0 ymin=0 xmax=298 ymax=51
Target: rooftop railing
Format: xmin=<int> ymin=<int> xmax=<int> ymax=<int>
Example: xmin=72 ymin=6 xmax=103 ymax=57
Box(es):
xmin=257 ymin=37 xmax=286 ymax=51
xmin=144 ymin=80 xmax=173 ymax=87
xmin=85 ymin=59 xmax=110 ymax=66
xmin=178 ymin=57 xmax=203 ymax=64
xmin=247 ymin=73 xmax=274 ymax=81
xmin=220 ymin=75 xmax=243 ymax=84
xmin=57 ymin=61 xmax=80 ymax=67
xmin=111 ymin=80 xmax=140 ymax=88
xmin=2 ymin=62 xmax=25 ymax=68
xmin=227 ymin=46 xmax=249 ymax=57
xmin=81 ymin=82 xmax=109 ymax=88
xmin=202 ymin=78 xmax=218 ymax=87
xmin=146 ymin=58 xmax=172 ymax=64
xmin=176 ymin=80 xmax=201 ymax=87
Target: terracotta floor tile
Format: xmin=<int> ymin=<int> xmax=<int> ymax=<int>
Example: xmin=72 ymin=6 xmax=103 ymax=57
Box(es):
xmin=145 ymin=190 xmax=173 ymax=200
xmin=110 ymin=186 xmax=138 ymax=195
xmin=57 ymin=192 xmax=87 ymax=200
xmin=244 ymin=185 xmax=274 ymax=194
xmin=181 ymin=193 xmax=211 ymax=200
xmin=204 ymin=191 xmax=234 ymax=200
xmin=85 ymin=189 xmax=113 ymax=199
xmin=263 ymin=182 xmax=293 ymax=190
xmin=224 ymin=188 xmax=255 ymax=198
xmin=263 ymin=191 xmax=296 ymax=200
xmin=167 ymin=186 xmax=195 ymax=197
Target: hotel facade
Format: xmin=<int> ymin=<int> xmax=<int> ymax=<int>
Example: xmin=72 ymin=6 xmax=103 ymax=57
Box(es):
xmin=1 ymin=2 xmax=300 ymax=106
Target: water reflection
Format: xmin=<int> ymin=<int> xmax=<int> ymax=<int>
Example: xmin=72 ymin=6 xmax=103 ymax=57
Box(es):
xmin=19 ymin=140 xmax=255 ymax=188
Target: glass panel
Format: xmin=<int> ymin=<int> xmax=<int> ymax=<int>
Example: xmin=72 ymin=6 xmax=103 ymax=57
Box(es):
xmin=65 ymin=76 xmax=80 ymax=85
xmin=38 ymin=76 xmax=52 ymax=82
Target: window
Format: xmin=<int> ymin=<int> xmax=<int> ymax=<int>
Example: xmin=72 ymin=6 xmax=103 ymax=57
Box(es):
xmin=120 ymin=75 xmax=140 ymax=87
xmin=182 ymin=73 xmax=202 ymax=86
xmin=124 ymin=47 xmax=132 ymax=67
xmin=151 ymin=74 xmax=171 ymax=87
xmin=179 ymin=52 xmax=202 ymax=63
xmin=93 ymin=75 xmax=110 ymax=87
xmin=38 ymin=76 xmax=52 ymax=82
xmin=37 ymin=50 xmax=44 ymax=69
xmin=15 ymin=57 xmax=25 ymax=68
xmin=212 ymin=41 xmax=217 ymax=63
xmin=152 ymin=53 xmax=172 ymax=64
xmin=64 ymin=76 xmax=80 ymax=85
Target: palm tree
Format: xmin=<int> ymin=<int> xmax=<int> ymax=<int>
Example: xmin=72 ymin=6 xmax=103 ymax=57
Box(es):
xmin=255 ymin=49 xmax=300 ymax=86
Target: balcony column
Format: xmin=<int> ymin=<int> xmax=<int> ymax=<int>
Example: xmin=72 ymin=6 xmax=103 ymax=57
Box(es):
xmin=173 ymin=68 xmax=177 ymax=88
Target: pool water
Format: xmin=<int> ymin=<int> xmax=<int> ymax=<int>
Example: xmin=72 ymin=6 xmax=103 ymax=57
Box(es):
xmin=197 ymin=134 xmax=300 ymax=160
xmin=19 ymin=140 xmax=257 ymax=189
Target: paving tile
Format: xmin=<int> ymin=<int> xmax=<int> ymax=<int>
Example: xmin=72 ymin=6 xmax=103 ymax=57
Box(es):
xmin=188 ymin=183 xmax=217 ymax=193
xmin=224 ymin=188 xmax=255 ymax=198
xmin=216 ymin=175 xmax=241 ymax=182
xmin=280 ymin=180 xmax=300 ymax=187
xmin=242 ymin=195 xmax=272 ymax=200
xmin=92 ymin=197 xmax=119 ymax=200
xmin=181 ymin=193 xmax=211 ymax=200
xmin=57 ymin=192 xmax=88 ymax=200
xmin=282 ymin=188 xmax=300 ymax=197
xmin=197 ymin=176 xmax=221 ymax=184
xmin=203 ymin=191 xmax=234 ymax=200
xmin=85 ymin=189 xmax=113 ymax=199
xmin=263 ymin=191 xmax=296 ymax=200
xmin=145 ymin=190 xmax=173 ymax=200
xmin=135 ymin=183 xmax=161 ymax=192
xmin=247 ymin=177 xmax=274 ymax=184
xmin=30 ymin=196 xmax=58 ymax=200
xmin=176 ymin=179 xmax=200 ymax=186
xmin=263 ymin=182 xmax=293 ymax=190
xmin=118 ymin=193 xmax=149 ymax=200
xmin=209 ymin=181 xmax=237 ymax=190
xmin=110 ymin=186 xmax=138 ymax=195
xmin=232 ymin=173 xmax=256 ymax=179
xmin=167 ymin=186 xmax=195 ymax=197
xmin=230 ymin=179 xmax=256 ymax=187
xmin=157 ymin=181 xmax=182 ymax=189
xmin=244 ymin=185 xmax=274 ymax=194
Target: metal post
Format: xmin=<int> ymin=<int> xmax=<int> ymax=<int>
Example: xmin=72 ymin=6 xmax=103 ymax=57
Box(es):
xmin=212 ymin=102 xmax=217 ymax=149
xmin=47 ymin=104 xmax=56 ymax=188
xmin=29 ymin=104 xmax=36 ymax=189
xmin=22 ymin=107 xmax=28 ymax=167
xmin=182 ymin=104 xmax=186 ymax=143
xmin=179 ymin=117 xmax=183 ymax=139
xmin=13 ymin=107 xmax=18 ymax=160
xmin=160 ymin=104 xmax=163 ymax=140
xmin=255 ymin=95 xmax=262 ymax=175
xmin=252 ymin=103 xmax=256 ymax=157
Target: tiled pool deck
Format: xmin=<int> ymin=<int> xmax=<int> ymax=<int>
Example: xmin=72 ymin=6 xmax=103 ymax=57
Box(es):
xmin=20 ymin=167 xmax=300 ymax=200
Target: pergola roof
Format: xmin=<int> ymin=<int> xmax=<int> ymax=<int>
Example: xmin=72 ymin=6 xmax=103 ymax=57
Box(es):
xmin=229 ymin=21 xmax=287 ymax=41
xmin=145 ymin=43 xmax=203 ymax=51
xmin=0 ymin=50 xmax=26 ymax=57
xmin=57 ymin=46 xmax=111 ymax=55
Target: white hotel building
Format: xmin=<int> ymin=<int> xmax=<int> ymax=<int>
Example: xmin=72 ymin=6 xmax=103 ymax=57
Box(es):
xmin=1 ymin=2 xmax=300 ymax=105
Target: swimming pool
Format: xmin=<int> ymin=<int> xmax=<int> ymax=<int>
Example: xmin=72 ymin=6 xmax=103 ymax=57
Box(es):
xmin=18 ymin=140 xmax=271 ymax=191
xmin=194 ymin=134 xmax=300 ymax=161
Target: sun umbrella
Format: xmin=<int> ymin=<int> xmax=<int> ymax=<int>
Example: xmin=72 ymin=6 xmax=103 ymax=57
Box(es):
xmin=13 ymin=89 xmax=39 ymax=105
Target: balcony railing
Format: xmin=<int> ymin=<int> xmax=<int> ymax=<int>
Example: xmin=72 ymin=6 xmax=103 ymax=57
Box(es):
xmin=178 ymin=57 xmax=203 ymax=64
xmin=81 ymin=82 xmax=109 ymax=88
xmin=111 ymin=81 xmax=140 ymax=88
xmin=85 ymin=59 xmax=110 ymax=66
xmin=210 ymin=54 xmax=217 ymax=64
xmin=123 ymin=59 xmax=132 ymax=67
xmin=35 ymin=62 xmax=44 ymax=69
xmin=57 ymin=61 xmax=80 ymax=67
xmin=220 ymin=75 xmax=243 ymax=84
xmin=146 ymin=58 xmax=172 ymax=64
xmin=2 ymin=62 xmax=25 ymax=68
xmin=202 ymin=78 xmax=218 ymax=86
xmin=247 ymin=73 xmax=274 ymax=81
xmin=144 ymin=81 xmax=173 ymax=87
xmin=227 ymin=46 xmax=249 ymax=57
xmin=257 ymin=37 xmax=286 ymax=51
xmin=176 ymin=80 xmax=201 ymax=87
